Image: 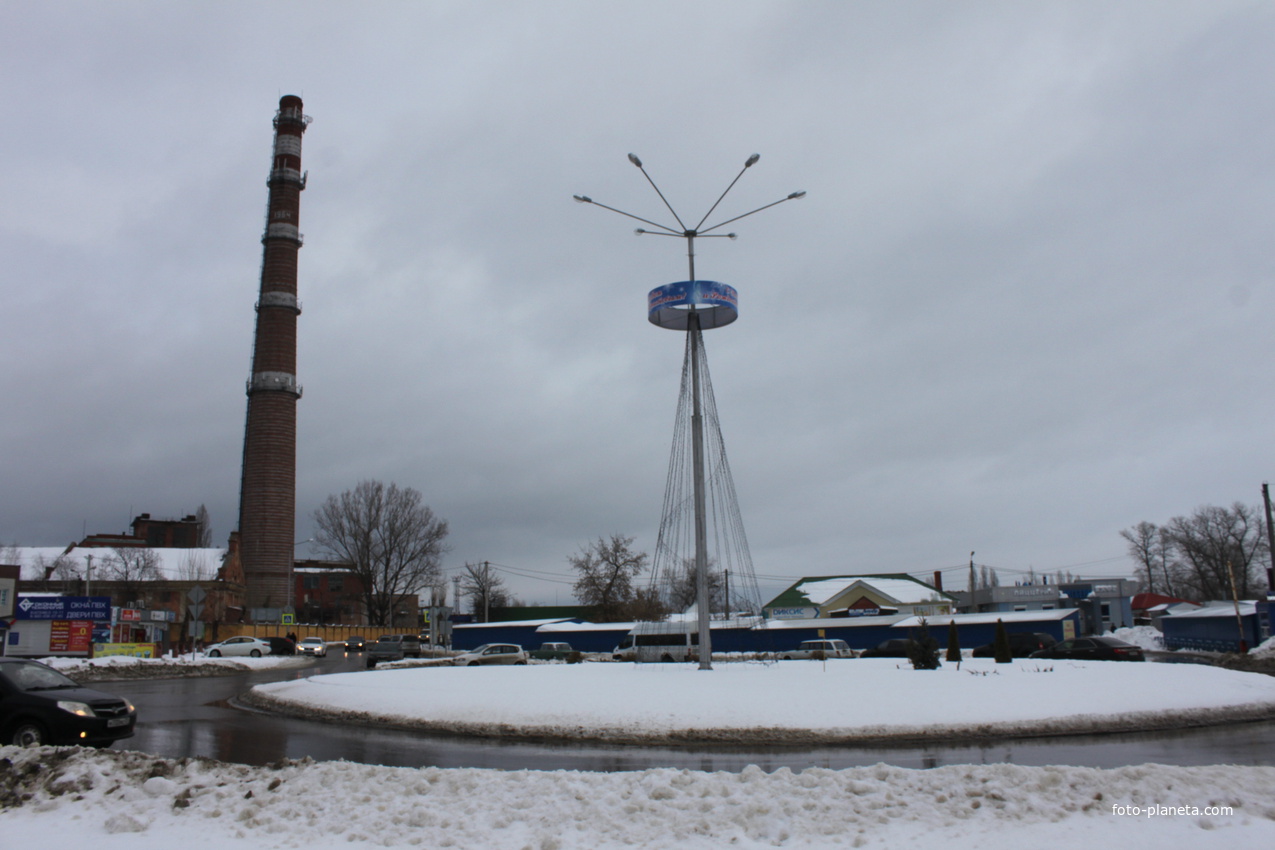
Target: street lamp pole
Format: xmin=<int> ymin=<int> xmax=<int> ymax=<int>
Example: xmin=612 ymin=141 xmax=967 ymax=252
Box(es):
xmin=575 ymin=154 xmax=805 ymax=671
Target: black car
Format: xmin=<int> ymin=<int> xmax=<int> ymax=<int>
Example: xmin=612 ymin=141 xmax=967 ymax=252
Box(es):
xmin=1029 ymin=636 xmax=1146 ymax=662
xmin=266 ymin=636 xmax=297 ymax=656
xmin=971 ymin=632 xmax=1058 ymax=658
xmin=345 ymin=635 xmax=367 ymax=652
xmin=0 ymin=658 xmax=137 ymax=747
xmin=858 ymin=639 xmax=919 ymax=658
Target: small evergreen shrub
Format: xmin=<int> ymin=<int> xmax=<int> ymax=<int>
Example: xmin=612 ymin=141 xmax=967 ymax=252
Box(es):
xmin=945 ymin=620 xmax=961 ymax=663
xmin=907 ymin=619 xmax=942 ymax=670
xmin=993 ymin=618 xmax=1013 ymax=663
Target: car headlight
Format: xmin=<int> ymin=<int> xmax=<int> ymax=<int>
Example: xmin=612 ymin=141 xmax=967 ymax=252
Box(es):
xmin=58 ymin=700 xmax=95 ymax=717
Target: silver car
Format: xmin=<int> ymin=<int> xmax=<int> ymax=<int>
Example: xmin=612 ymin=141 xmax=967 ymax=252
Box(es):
xmin=205 ymin=636 xmax=273 ymax=658
xmin=781 ymin=639 xmax=854 ymax=660
xmin=298 ymin=637 xmax=328 ymax=657
xmin=452 ymin=643 xmax=529 ymax=666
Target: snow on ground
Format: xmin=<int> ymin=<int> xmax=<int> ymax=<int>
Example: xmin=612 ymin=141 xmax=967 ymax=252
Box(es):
xmin=1249 ymin=636 xmax=1275 ymax=660
xmin=246 ymin=657 xmax=1275 ymax=743
xmin=1111 ymin=625 xmax=1166 ymax=651
xmin=3 ymin=745 xmax=1274 ymax=849
xmin=6 ymin=655 xmax=1275 ymax=847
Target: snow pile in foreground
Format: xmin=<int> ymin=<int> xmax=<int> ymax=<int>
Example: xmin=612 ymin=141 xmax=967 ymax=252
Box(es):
xmin=44 ymin=653 xmax=309 ymax=679
xmin=2 ymin=746 xmax=1272 ymax=850
xmin=1250 ymin=636 xmax=1275 ymax=660
xmin=46 ymin=652 xmax=303 ymax=672
xmin=248 ymin=658 xmax=1275 ymax=743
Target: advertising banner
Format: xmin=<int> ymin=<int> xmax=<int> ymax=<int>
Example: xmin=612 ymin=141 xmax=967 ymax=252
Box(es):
xmin=50 ymin=620 xmax=93 ymax=653
xmin=93 ymin=642 xmax=158 ymax=658
xmin=15 ymin=596 xmax=111 ymax=621
xmin=648 ymin=280 xmax=739 ymax=330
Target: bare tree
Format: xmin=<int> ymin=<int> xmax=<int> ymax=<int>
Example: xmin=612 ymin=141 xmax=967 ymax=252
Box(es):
xmin=99 ymin=547 xmax=162 ymax=604
xmin=458 ymin=561 xmax=509 ymax=622
xmin=176 ymin=549 xmax=220 ymax=582
xmin=628 ymin=585 xmax=668 ymax=621
xmin=99 ymin=547 xmax=162 ymax=582
xmin=1164 ymin=503 xmax=1267 ymax=600
xmin=312 ymin=480 xmax=450 ymax=627
xmin=1120 ymin=521 xmax=1174 ymax=596
xmin=665 ymin=556 xmax=725 ymax=613
xmin=569 ymin=534 xmax=648 ymax=622
xmin=194 ymin=504 xmax=213 ymax=548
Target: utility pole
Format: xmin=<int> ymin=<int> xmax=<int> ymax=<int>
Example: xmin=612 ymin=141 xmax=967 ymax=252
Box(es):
xmin=453 ymin=575 xmax=461 ymax=625
xmin=1228 ymin=560 xmax=1248 ymax=653
xmin=967 ymin=551 xmax=976 ymax=612
xmin=1263 ymin=483 xmax=1275 ymax=595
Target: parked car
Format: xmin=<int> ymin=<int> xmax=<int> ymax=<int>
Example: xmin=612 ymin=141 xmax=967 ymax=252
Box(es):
xmin=1029 ymin=636 xmax=1146 ymax=662
xmin=0 ymin=658 xmax=137 ymax=747
xmin=859 ymin=639 xmax=919 ymax=658
xmin=206 ymin=636 xmax=273 ymax=658
xmin=971 ymin=632 xmax=1058 ymax=658
xmin=781 ymin=639 xmax=854 ymax=660
xmin=375 ymin=634 xmax=422 ymax=658
xmin=266 ymin=636 xmax=296 ymax=656
xmin=298 ymin=637 xmax=328 ymax=657
xmin=452 ymin=643 xmax=529 ymax=666
xmin=345 ymin=636 xmax=367 ymax=652
xmin=366 ymin=635 xmax=405 ymax=668
xmin=530 ymin=642 xmax=578 ymax=661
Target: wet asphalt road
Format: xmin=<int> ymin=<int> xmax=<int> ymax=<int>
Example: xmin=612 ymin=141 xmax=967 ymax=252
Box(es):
xmin=106 ymin=650 xmax=1275 ymax=772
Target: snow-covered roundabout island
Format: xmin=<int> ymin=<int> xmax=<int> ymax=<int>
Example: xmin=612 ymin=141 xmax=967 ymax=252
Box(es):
xmin=241 ymin=657 xmax=1275 ymax=744
xmin=6 ymin=658 xmax=1275 ymax=849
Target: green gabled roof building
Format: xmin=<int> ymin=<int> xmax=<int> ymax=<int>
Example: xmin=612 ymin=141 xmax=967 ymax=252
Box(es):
xmin=764 ymin=573 xmax=956 ymax=620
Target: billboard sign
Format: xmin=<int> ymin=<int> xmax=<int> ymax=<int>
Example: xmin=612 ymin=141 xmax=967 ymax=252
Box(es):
xmin=50 ymin=620 xmax=93 ymax=653
xmin=768 ymin=606 xmax=819 ymax=620
xmin=648 ymin=280 xmax=739 ymax=330
xmin=15 ymin=596 xmax=111 ymax=621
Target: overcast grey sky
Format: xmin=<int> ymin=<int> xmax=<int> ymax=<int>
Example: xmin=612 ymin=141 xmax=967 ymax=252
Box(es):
xmin=3 ymin=1 xmax=1273 ymax=604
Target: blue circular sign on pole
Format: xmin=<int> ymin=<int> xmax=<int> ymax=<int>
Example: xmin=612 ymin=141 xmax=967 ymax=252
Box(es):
xmin=647 ymin=280 xmax=739 ymax=330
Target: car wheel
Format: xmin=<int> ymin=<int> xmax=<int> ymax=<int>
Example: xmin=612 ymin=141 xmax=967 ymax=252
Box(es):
xmin=782 ymin=655 xmax=793 ymax=660
xmin=10 ymin=720 xmax=50 ymax=747
xmin=250 ymin=649 xmax=262 ymax=658
xmin=515 ymin=660 xmax=527 ymax=665
xmin=209 ymin=649 xmax=221 ymax=657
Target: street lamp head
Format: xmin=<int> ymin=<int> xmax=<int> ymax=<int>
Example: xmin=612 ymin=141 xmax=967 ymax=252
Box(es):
xmin=573 ymin=194 xmax=592 ymax=204
xmin=627 ymin=153 xmax=643 ymax=168
xmin=787 ymin=190 xmax=807 ymax=200
xmin=744 ymin=153 xmax=760 ymax=168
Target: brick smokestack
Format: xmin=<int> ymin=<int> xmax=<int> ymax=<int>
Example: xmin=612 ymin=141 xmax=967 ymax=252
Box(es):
xmin=238 ymin=95 xmax=309 ymax=614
